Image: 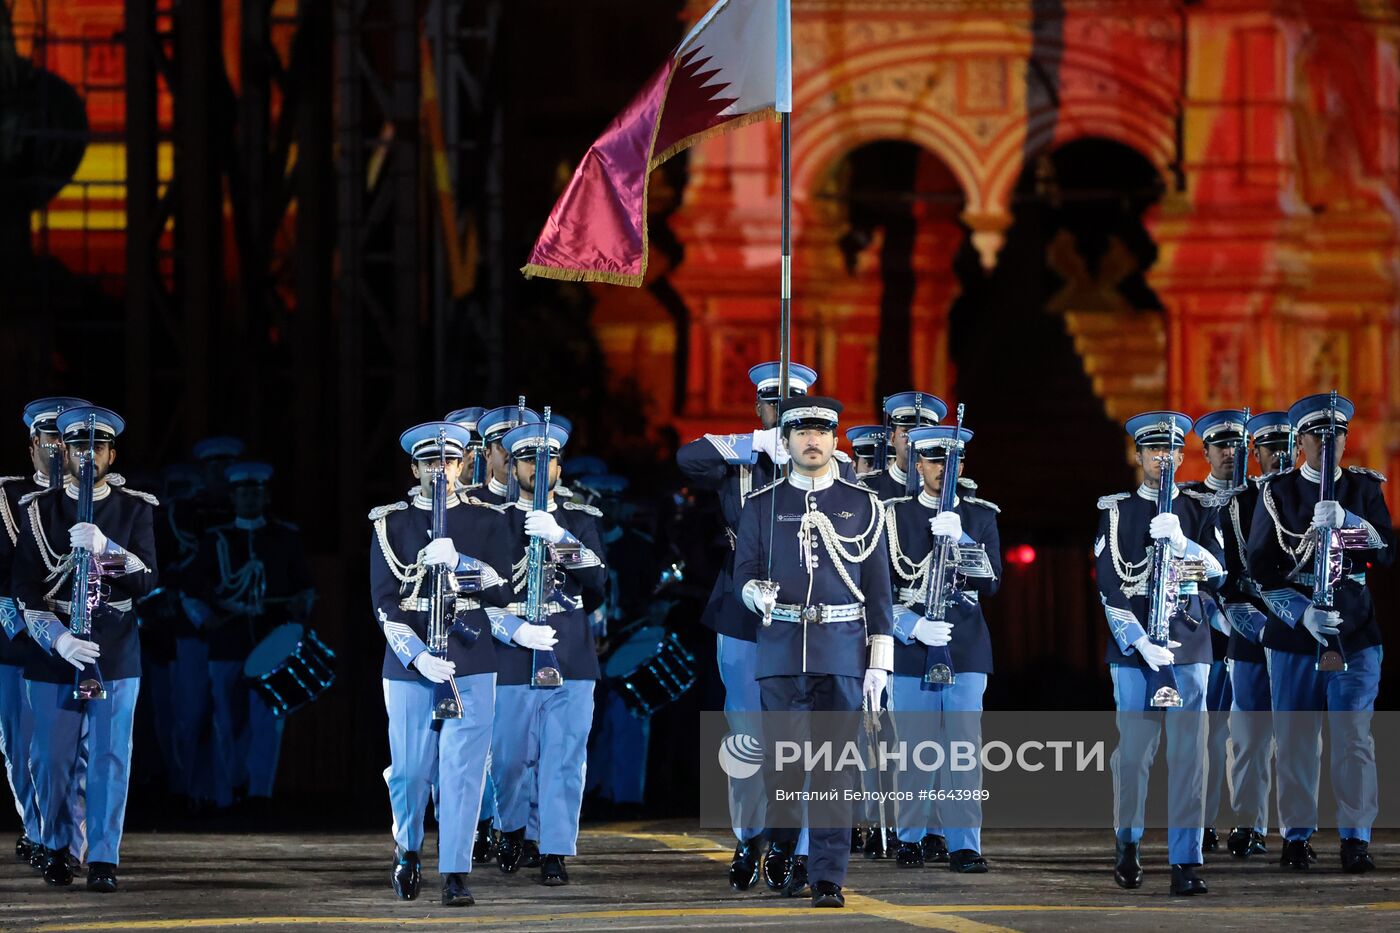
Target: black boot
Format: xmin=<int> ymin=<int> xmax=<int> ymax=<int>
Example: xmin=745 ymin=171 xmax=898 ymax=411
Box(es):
xmin=1341 ymin=838 xmax=1375 ymax=874
xmin=522 ymin=839 xmax=543 ymax=869
xmin=28 ymin=842 xmax=47 ymax=872
xmin=540 ymin=853 xmax=569 ymax=886
xmin=729 ymin=837 xmax=762 ymax=891
xmin=895 ymin=841 xmax=924 ymax=868
xmin=849 ymin=826 xmax=866 ymax=853
xmin=1170 ymin=863 xmax=1207 ymax=896
xmin=1201 ymin=826 xmax=1219 ymax=853
xmin=949 ymin=849 xmax=989 ymax=873
xmin=1305 ymin=840 xmax=1317 ymax=863
xmin=472 ymin=819 xmax=497 ymax=865
xmin=781 ymin=855 xmax=809 ymax=898
xmin=1114 ymin=840 xmax=1142 ymax=889
xmin=15 ymin=835 xmax=34 ymax=863
xmin=921 ymin=833 xmax=949 ymax=863
xmin=87 ymin=862 xmax=118 ymax=893
xmin=43 ymin=846 xmax=74 ymax=887
xmin=1280 ymin=839 xmax=1310 ymax=869
xmin=1227 ymin=826 xmax=1267 ymax=858
xmin=812 ymin=880 xmax=844 ymax=908
xmin=497 ymin=828 xmax=525 ymax=874
xmin=391 ymin=847 xmax=421 ymax=900
xmin=761 ymin=842 xmax=792 ymax=892
xmin=441 ymin=872 xmax=475 ymax=906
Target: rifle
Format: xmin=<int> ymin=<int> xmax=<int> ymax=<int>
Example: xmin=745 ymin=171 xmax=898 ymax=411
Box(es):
xmin=904 ymin=392 xmax=924 ymax=497
xmin=69 ymin=414 xmax=121 ymax=701
xmin=527 ymin=409 xmax=564 ymax=688
xmin=1143 ymin=435 xmax=1207 ymax=708
xmin=426 ymin=427 xmax=482 ymax=720
xmin=1231 ymin=407 xmax=1251 ymax=491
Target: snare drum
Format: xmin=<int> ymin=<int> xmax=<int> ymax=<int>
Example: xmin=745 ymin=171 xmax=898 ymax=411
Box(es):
xmin=243 ymin=623 xmax=336 ymax=717
xmin=601 ymin=625 xmax=696 ymax=718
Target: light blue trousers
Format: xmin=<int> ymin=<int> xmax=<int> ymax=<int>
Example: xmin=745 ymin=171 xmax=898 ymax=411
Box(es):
xmin=890 ymin=671 xmax=988 ymax=853
xmin=492 ymin=679 xmax=594 ymax=856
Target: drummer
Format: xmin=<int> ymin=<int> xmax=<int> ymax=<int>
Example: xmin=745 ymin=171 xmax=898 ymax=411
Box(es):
xmin=185 ymin=462 xmax=315 ymax=810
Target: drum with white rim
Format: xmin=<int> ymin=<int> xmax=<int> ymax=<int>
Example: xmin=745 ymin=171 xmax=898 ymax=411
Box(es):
xmin=601 ymin=625 xmax=696 ymax=718
xmin=243 ymin=623 xmax=336 ymax=717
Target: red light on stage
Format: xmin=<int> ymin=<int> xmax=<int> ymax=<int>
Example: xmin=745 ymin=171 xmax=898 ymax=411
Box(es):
xmin=1005 ymin=544 xmax=1037 ymax=566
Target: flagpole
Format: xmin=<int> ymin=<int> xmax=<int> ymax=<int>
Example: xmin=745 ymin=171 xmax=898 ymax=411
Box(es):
xmin=779 ymin=110 xmax=792 ymax=403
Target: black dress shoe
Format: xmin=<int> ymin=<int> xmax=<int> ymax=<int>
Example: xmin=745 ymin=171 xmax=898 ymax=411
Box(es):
xmin=781 ymin=855 xmax=809 ymax=898
xmin=540 ymin=853 xmax=569 ymax=886
xmin=762 ymin=842 xmax=792 ymax=891
xmin=43 ymin=847 xmax=74 ymax=887
xmin=1170 ymin=864 xmax=1207 ymax=895
xmin=522 ymin=839 xmax=542 ymax=869
xmin=921 ymin=833 xmax=949 ymax=863
xmin=729 ymin=838 xmax=762 ymax=891
xmin=812 ymin=880 xmax=845 ymax=908
xmin=1202 ymin=826 xmax=1219 ymax=852
xmin=1114 ymin=840 xmax=1142 ymax=889
xmin=472 ymin=819 xmax=497 ymax=865
xmin=1227 ymin=826 xmax=1267 ymax=857
xmin=1341 ymin=838 xmax=1375 ymax=874
xmin=28 ymin=843 xmax=47 ymax=871
xmin=1305 ymin=840 xmax=1317 ymax=863
xmin=895 ymin=841 xmax=924 ymax=868
xmin=391 ymin=848 xmax=421 ymax=900
xmin=949 ymin=849 xmax=989 ymax=873
xmin=849 ymin=826 xmax=867 ymax=853
xmin=87 ymin=862 xmax=118 ymax=893
xmin=442 ymin=872 xmax=475 ymax=906
xmin=15 ymin=834 xmax=31 ymax=862
xmin=1280 ymin=839 xmax=1310 ymax=869
xmin=497 ymin=829 xmax=524 ymax=874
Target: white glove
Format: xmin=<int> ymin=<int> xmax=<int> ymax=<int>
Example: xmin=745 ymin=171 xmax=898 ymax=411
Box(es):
xmin=54 ymin=632 xmax=100 ymax=671
xmin=1312 ymin=500 xmax=1345 ymax=529
xmin=419 ymin=537 xmax=458 ymax=567
xmin=1302 ymin=606 xmax=1341 ymax=646
xmin=751 ymin=584 xmax=778 ymax=617
xmin=862 ymin=668 xmax=888 ymax=712
xmin=912 ymin=617 xmax=953 ymax=647
xmin=512 ymin=622 xmax=559 ymax=651
xmin=525 ymin=510 xmax=567 ymax=544
xmin=412 ymin=651 xmax=456 ymax=684
xmin=1148 ymin=513 xmax=1188 ymax=556
xmin=69 ymin=522 xmax=110 ymax=555
xmin=1131 ymin=635 xmax=1180 ymax=672
xmin=929 ymin=511 xmax=963 ymax=541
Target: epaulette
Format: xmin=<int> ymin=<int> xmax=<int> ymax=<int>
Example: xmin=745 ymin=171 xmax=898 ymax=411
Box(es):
xmin=957 ymin=476 xmax=978 ymax=491
xmin=117 ymin=486 xmax=160 ymax=507
xmin=856 ymin=470 xmax=880 ymax=482
xmin=106 ymin=472 xmax=126 ymax=487
xmin=563 ymin=501 xmax=602 ymax=517
xmin=745 ymin=478 xmax=784 ymax=500
xmin=1179 ymin=486 xmax=1217 ymax=505
xmin=0 ymin=475 xmax=24 ymax=486
xmin=367 ymin=501 xmax=409 ymax=521
xmin=556 ymin=484 xmax=575 ymax=499
xmin=833 ymin=450 xmax=851 ymax=463
xmin=883 ymin=495 xmax=913 ymax=505
xmin=835 ymin=475 xmax=878 ymax=494
xmin=1348 ymin=466 xmax=1388 ymax=483
xmin=963 ymin=495 xmax=1001 ymax=513
xmin=18 ymin=486 xmax=59 ymax=507
xmin=1097 ymin=493 xmax=1130 ymax=510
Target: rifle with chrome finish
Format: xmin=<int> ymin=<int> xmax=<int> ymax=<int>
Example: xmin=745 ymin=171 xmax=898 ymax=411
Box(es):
xmin=69 ymin=414 xmax=124 ymax=701
xmin=425 ymin=427 xmax=482 ymax=719
xmin=527 ymin=409 xmax=564 ymax=688
xmin=1143 ymin=437 xmax=1207 ymax=708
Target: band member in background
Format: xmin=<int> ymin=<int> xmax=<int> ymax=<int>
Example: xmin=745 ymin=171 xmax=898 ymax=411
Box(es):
xmin=1095 ymin=412 xmax=1224 ymax=896
xmin=863 ymin=392 xmax=946 ymax=503
xmin=1179 ymin=410 xmax=1247 ymax=854
xmin=185 ymin=462 xmax=315 ymax=809
xmin=734 ymin=395 xmax=894 ymax=909
xmin=13 ymin=406 xmax=158 ymax=892
xmin=1221 ymin=411 xmax=1293 ymax=858
xmin=676 ymin=360 xmax=818 ymax=890
xmin=1248 ymin=394 xmax=1393 ymax=873
xmin=844 ymin=425 xmax=886 ymax=478
xmin=491 ymin=417 xmax=607 ymax=886
xmin=1 ymin=398 xmax=89 ymax=869
xmin=885 ymin=424 xmax=1001 ymax=872
xmin=369 ymin=422 xmax=524 ymax=906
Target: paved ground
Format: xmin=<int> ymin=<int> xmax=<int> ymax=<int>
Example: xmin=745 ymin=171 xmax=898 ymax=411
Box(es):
xmin=2 ymin=824 xmax=1398 ymax=931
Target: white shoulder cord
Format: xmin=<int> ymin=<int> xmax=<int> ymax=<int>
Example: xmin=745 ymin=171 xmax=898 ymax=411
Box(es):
xmin=884 ymin=504 xmax=930 ymax=600
xmin=1260 ymin=481 xmax=1314 ymax=563
xmin=374 ymin=515 xmax=426 ymax=601
xmin=797 ymin=496 xmax=885 ymax=604
xmin=1107 ymin=503 xmax=1150 ymax=589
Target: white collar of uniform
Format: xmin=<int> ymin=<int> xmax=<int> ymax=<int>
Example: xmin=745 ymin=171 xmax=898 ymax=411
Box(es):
xmin=234 ymin=516 xmax=266 ymax=531
xmin=918 ymin=490 xmax=959 ymax=509
xmin=1136 ymin=482 xmax=1178 ymax=502
xmin=65 ymin=481 xmax=111 ymax=501
xmin=889 ymin=462 xmax=908 ymax=486
xmin=33 ymin=471 xmax=49 ymax=488
xmin=787 ymin=468 xmax=834 ymax=492
xmin=1300 ymin=463 xmax=1342 ymax=484
xmin=514 ymin=496 xmax=558 ymax=512
xmin=1205 ymin=474 xmax=1233 ymax=492
xmin=413 ymin=493 xmax=461 ymax=510
xmin=488 ymin=477 xmax=509 ymax=497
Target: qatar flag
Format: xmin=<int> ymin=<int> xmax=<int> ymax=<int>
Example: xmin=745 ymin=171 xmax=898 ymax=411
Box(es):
xmin=521 ymin=0 xmax=792 ymax=286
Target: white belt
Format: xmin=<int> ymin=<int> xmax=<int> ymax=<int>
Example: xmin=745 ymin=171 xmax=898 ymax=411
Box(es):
xmin=1293 ymin=572 xmax=1367 ymax=588
xmin=399 ymin=596 xmax=482 ymax=613
xmin=55 ymin=599 xmax=133 ymax=614
xmin=770 ymin=602 xmax=864 ymax=624
xmin=897 ymin=587 xmax=978 ymax=604
xmin=507 ymin=601 xmax=570 ymax=617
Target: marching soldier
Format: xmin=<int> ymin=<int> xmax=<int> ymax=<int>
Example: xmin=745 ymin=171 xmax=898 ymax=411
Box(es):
xmin=13 ymin=405 xmax=158 ymax=892
xmin=1247 ymin=393 xmax=1394 ymax=873
xmin=863 ymin=392 xmax=946 ymax=503
xmin=368 ymin=421 xmax=536 ymax=906
xmin=885 ymin=424 xmax=1001 ymax=872
xmin=490 ymin=417 xmax=607 ymax=886
xmin=472 ymin=405 xmax=540 ymax=506
xmin=1096 ymin=411 xmax=1225 ymax=896
xmin=675 ymin=360 xmax=818 ymax=889
xmin=734 ymin=395 xmax=894 ymax=909
xmin=1178 ymin=410 xmax=1248 ymax=854
xmin=1 ymin=397 xmax=88 ymax=868
xmin=844 ymin=425 xmax=886 ymax=477
xmin=185 ymin=462 xmax=315 ymax=808
xmin=1221 ymin=411 xmax=1293 ymax=858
